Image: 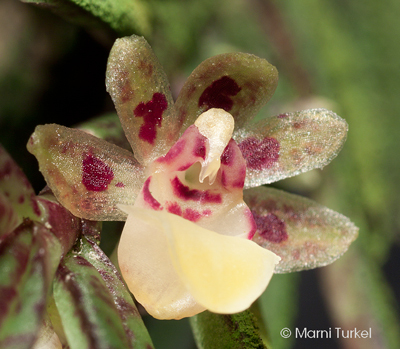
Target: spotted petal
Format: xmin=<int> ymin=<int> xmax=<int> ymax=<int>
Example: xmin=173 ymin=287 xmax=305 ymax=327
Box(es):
xmin=234 ymin=108 xmax=348 ymax=188
xmin=175 ymin=53 xmax=278 ymax=132
xmin=118 ymin=208 xmax=280 ymax=319
xmin=244 ymin=186 xmax=358 ymax=273
xmin=27 ymin=124 xmax=145 ymax=221
xmin=106 ymin=35 xmax=179 ymax=165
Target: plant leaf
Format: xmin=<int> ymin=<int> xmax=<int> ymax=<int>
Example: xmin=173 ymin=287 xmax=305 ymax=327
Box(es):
xmin=106 ymin=35 xmax=179 ymax=165
xmin=0 ymin=145 xmax=43 ymax=236
xmin=175 ymin=52 xmax=278 ymax=132
xmin=27 ymin=124 xmax=145 ymax=221
xmin=0 ymin=220 xmax=62 ymax=348
xmin=234 ymin=108 xmax=348 ymax=188
xmin=53 ymin=243 xmax=149 ymax=348
xmin=22 ymin=0 xmax=150 ymax=36
xmin=244 ymin=186 xmax=358 ymax=273
xmin=79 ymin=237 xmax=154 ymax=348
xmin=190 ymin=310 xmax=267 ymax=349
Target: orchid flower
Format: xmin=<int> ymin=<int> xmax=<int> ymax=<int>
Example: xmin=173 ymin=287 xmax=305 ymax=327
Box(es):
xmin=27 ymin=35 xmax=358 ymax=320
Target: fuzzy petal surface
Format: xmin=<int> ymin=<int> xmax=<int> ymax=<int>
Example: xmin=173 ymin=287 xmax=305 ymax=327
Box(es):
xmin=244 ymin=186 xmax=358 ymax=273
xmin=175 ymin=53 xmax=278 ymax=132
xmin=234 ymin=108 xmax=348 ymax=188
xmin=106 ymin=35 xmax=179 ymax=165
xmin=27 ymin=124 xmax=145 ymax=221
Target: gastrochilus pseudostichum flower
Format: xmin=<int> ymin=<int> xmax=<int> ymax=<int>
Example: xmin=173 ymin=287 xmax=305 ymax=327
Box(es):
xmin=28 ymin=35 xmax=358 ymax=320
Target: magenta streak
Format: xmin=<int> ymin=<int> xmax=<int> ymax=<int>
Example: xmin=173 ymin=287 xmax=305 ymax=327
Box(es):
xmin=142 ymin=177 xmax=162 ymax=210
xmin=171 ymin=176 xmax=222 ymax=204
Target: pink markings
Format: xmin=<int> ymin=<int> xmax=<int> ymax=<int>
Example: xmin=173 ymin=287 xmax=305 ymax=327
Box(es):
xmin=221 ymin=141 xmax=234 ymax=166
xmin=142 ymin=177 xmax=162 ymax=210
xmin=18 ymin=195 xmax=25 ymax=204
xmin=202 ymin=209 xmax=212 ymax=216
xmin=0 ymin=161 xmax=12 ymax=179
xmin=277 ymin=113 xmax=288 ymax=118
xmin=193 ymin=135 xmax=206 ymax=160
xmin=220 ymin=140 xmax=246 ymax=189
xmin=199 ymin=76 xmax=241 ymax=112
xmin=252 ymin=212 xmax=288 ymax=243
xmin=115 ymin=182 xmax=125 ymax=188
xmin=30 ymin=194 xmax=41 ymax=216
xmin=171 ymin=176 xmax=222 ymax=203
xmin=82 ymin=153 xmax=114 ymax=192
xmin=120 ymin=81 xmax=134 ymax=103
xmin=61 ymin=141 xmax=75 ymax=154
xmin=238 ymin=137 xmax=280 ymax=170
xmin=246 ymin=209 xmax=257 ymax=240
xmin=134 ymin=92 xmax=168 ymax=145
xmin=178 ymin=163 xmax=193 ymax=171
xmin=157 ymin=139 xmax=186 ymax=164
xmin=183 ymin=208 xmax=201 ymax=222
xmin=166 ymin=201 xmax=203 ymax=222
xmin=166 ymin=201 xmax=182 ymax=215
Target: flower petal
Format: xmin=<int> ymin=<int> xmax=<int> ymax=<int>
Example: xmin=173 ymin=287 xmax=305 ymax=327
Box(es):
xmin=106 ymin=35 xmax=179 ymax=165
xmin=175 ymin=53 xmax=278 ymax=132
xmin=118 ymin=205 xmax=206 ymax=320
xmin=160 ymin=209 xmax=280 ymax=314
xmin=244 ymin=186 xmax=358 ymax=273
xmin=27 ymin=124 xmax=145 ymax=221
xmin=234 ymin=108 xmax=348 ymax=188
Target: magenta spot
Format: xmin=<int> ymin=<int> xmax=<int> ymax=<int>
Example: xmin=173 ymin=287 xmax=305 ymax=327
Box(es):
xmin=142 ymin=177 xmax=162 ymax=210
xmin=61 ymin=141 xmax=75 ymax=154
xmin=202 ymin=209 xmax=212 ymax=216
xmin=221 ymin=171 xmax=227 ymax=187
xmin=183 ymin=208 xmax=201 ymax=222
xmin=134 ymin=92 xmax=168 ymax=145
xmin=198 ymin=76 xmax=241 ymax=112
xmin=193 ymin=135 xmax=206 ymax=160
xmin=4 ymin=191 xmax=10 ymax=197
xmin=0 ymin=161 xmax=12 ymax=179
xmin=171 ymin=177 xmax=222 ymax=203
xmin=232 ymin=177 xmax=245 ymax=189
xmin=238 ymin=137 xmax=280 ymax=170
xmin=246 ymin=209 xmax=257 ymax=240
xmin=293 ymin=121 xmax=305 ymax=129
xmin=166 ymin=202 xmax=182 ymax=216
xmin=253 ymin=212 xmax=288 ymax=243
xmin=82 ymin=153 xmax=114 ymax=192
xmin=115 ymin=182 xmax=125 ymax=188
xmin=277 ymin=113 xmax=288 ymax=118
xmin=157 ymin=139 xmax=186 ymax=164
xmin=221 ymin=141 xmax=234 ymax=166
xmin=18 ymin=195 xmax=25 ymax=204
xmin=120 ymin=79 xmax=134 ymax=103
xmin=178 ymin=163 xmax=193 ymax=171
xmin=30 ymin=194 xmax=41 ymax=216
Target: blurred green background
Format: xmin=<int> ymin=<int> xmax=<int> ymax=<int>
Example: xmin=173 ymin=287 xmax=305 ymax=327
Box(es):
xmin=0 ymin=0 xmax=399 ymax=348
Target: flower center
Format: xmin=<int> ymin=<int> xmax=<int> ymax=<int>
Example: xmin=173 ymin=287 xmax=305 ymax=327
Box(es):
xmin=194 ymin=108 xmax=234 ymax=185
